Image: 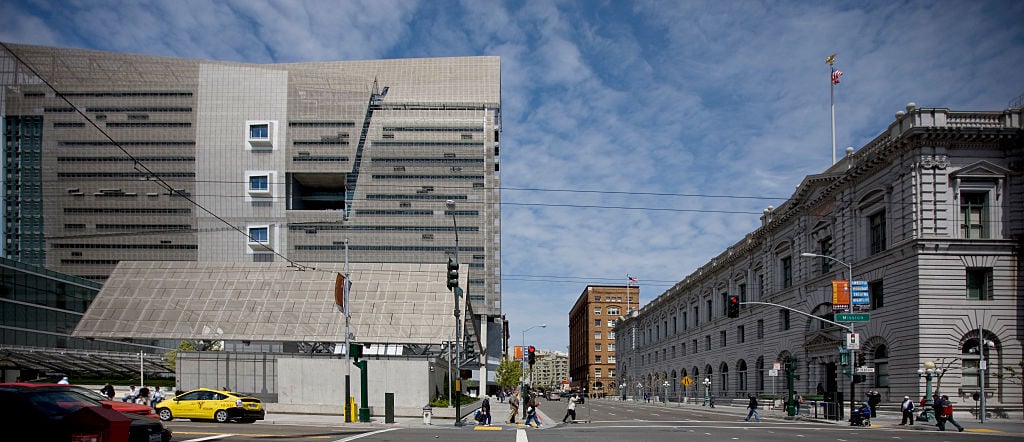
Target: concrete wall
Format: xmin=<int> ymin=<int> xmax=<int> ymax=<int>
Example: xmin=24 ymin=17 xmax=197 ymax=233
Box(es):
xmin=178 ymin=352 xmax=453 ymax=416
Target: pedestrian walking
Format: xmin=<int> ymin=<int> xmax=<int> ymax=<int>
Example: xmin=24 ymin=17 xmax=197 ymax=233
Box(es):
xmin=899 ymin=395 xmax=916 ymax=425
xmin=793 ymin=392 xmax=803 ymax=415
xmin=562 ymin=394 xmax=578 ymax=423
xmin=939 ymin=395 xmax=965 ymax=432
xmin=524 ymin=397 xmax=541 ymax=427
xmin=931 ymin=394 xmax=945 ymax=430
xmin=506 ymin=392 xmax=519 ymax=424
xmin=744 ymin=394 xmax=761 ymax=422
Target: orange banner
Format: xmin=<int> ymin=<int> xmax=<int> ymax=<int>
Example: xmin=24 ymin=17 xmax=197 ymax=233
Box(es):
xmin=514 ymin=345 xmax=523 ymax=361
xmin=832 ymin=280 xmax=850 ymax=312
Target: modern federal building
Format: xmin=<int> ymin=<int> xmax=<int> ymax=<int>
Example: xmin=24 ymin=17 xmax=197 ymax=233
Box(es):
xmin=615 ymin=104 xmax=1022 ymax=414
xmin=1 ymin=42 xmax=503 ymax=406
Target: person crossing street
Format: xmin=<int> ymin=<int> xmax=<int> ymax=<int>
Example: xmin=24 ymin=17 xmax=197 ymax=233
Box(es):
xmin=562 ymin=394 xmax=578 ymax=423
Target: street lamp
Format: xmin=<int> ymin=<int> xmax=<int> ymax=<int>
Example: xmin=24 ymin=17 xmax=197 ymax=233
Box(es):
xmin=800 ymin=252 xmax=857 ymax=423
xmin=445 ymin=199 xmax=464 ymax=426
xmin=917 ymin=361 xmax=944 ymax=422
xmin=662 ymin=380 xmax=670 ymax=405
xmin=636 ymin=382 xmax=643 ymax=402
xmin=702 ymin=377 xmax=711 ymax=407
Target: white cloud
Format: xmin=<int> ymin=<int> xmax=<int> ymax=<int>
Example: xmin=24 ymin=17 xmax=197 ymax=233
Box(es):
xmin=3 ymin=0 xmax=1022 ymax=354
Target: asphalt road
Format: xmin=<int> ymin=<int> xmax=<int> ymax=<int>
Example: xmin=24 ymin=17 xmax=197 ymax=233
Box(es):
xmin=164 ymin=398 xmax=1024 ymax=442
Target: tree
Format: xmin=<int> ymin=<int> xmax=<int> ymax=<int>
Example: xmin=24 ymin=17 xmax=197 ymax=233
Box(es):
xmin=496 ymin=358 xmax=523 ymax=390
xmin=931 ymin=357 xmax=959 ymax=396
xmin=163 ymin=340 xmax=223 ymax=371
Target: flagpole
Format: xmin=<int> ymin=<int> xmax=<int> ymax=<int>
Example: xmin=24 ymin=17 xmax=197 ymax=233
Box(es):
xmin=826 ymin=54 xmax=838 ymax=165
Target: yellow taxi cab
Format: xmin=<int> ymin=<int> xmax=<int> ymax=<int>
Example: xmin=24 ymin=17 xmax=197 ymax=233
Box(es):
xmin=154 ymin=387 xmax=265 ymax=423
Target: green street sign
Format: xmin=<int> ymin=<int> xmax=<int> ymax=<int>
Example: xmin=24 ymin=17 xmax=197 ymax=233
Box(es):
xmin=836 ymin=313 xmax=870 ymax=322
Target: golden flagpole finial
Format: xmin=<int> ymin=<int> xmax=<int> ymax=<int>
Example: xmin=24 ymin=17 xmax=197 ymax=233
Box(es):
xmin=825 ymin=54 xmax=836 ymax=65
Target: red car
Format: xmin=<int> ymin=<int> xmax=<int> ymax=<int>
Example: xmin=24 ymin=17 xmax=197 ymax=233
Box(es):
xmin=0 ymin=383 xmax=159 ymax=419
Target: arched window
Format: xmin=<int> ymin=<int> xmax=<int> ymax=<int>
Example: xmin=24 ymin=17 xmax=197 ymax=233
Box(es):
xmin=737 ymin=359 xmax=748 ymax=392
xmin=719 ymin=362 xmax=730 ymax=394
xmin=962 ymin=336 xmax=996 ymax=391
xmin=873 ymin=345 xmax=889 ymax=387
xmin=756 ymin=357 xmax=765 ymax=391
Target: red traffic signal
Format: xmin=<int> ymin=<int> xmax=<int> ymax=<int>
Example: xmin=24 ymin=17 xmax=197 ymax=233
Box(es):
xmin=528 ymin=346 xmax=536 ymax=365
xmin=727 ymin=296 xmax=740 ymax=318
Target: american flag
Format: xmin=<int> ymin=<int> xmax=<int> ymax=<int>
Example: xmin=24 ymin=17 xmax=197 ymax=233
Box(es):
xmin=831 ymin=69 xmax=843 ymax=85
xmin=628 ymin=275 xmax=638 ymax=284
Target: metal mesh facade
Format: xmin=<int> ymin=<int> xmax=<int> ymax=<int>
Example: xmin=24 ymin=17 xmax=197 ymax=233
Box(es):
xmin=0 ymin=43 xmax=501 ymax=316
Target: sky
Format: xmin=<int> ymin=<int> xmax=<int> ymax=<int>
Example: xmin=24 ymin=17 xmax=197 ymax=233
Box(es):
xmin=2 ymin=0 xmax=1023 ymax=354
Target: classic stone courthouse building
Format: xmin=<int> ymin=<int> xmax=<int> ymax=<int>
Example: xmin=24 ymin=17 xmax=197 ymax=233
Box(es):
xmin=616 ymin=104 xmax=1022 ymax=412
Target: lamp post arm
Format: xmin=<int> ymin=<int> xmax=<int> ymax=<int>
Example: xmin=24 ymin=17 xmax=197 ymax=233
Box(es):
xmin=741 ymin=301 xmax=854 ymax=333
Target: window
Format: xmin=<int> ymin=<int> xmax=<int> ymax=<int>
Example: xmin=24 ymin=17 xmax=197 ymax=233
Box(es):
xmin=693 ymin=306 xmax=700 ymax=327
xmin=594 ymin=331 xmax=602 ymax=339
xmin=692 ymin=339 xmax=698 ymax=354
xmin=608 ymin=331 xmax=615 ymax=339
xmin=682 ymin=312 xmax=688 ymax=331
xmin=607 ymin=307 xmax=620 ymax=315
xmin=672 ymin=345 xmax=676 ymax=358
xmin=246 ymin=121 xmax=276 ymax=149
xmin=594 ymin=355 xmax=602 ymax=363
xmin=594 ymin=306 xmax=602 ymax=315
xmin=609 ymin=368 xmax=615 ymax=377
xmin=595 ymin=319 xmax=601 ymax=327
xmin=779 ymin=310 xmax=790 ymax=330
xmin=874 ymin=345 xmax=889 ymax=388
xmin=966 ymin=268 xmax=993 ymax=300
xmin=738 ymin=283 xmax=747 ymax=304
xmin=819 ymin=237 xmax=833 ymax=273
xmin=869 ymin=280 xmax=884 ymax=309
xmin=681 ymin=342 xmax=687 ymax=356
xmin=870 ymin=210 xmax=887 ymax=254
xmin=720 ymin=292 xmax=729 ymax=317
xmin=608 ymin=343 xmax=615 ymax=352
xmin=249 ymin=175 xmax=268 ymax=191
xmin=720 ymin=330 xmax=727 ymax=347
xmin=248 ymin=226 xmax=269 ymax=243
xmin=781 ymin=256 xmax=793 ymax=289
xmin=249 ymin=124 xmax=269 ymax=139
xmin=706 ymin=299 xmax=712 ymax=322
xmin=607 ymin=320 xmax=615 ymax=327
xmin=737 ymin=325 xmax=745 ymax=343
xmin=705 ymin=335 xmax=711 ymax=351
xmin=594 ymin=343 xmax=602 ymax=351
xmin=672 ymin=316 xmax=677 ymax=333
xmin=246 ymin=224 xmax=273 ymax=253
xmin=960 ymin=192 xmax=987 ymax=238
xmin=594 ymin=368 xmax=602 ymax=378
xmin=757 ymin=320 xmax=764 ymax=339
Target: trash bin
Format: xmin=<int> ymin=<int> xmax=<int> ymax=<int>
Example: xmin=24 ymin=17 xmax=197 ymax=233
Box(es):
xmin=422 ymin=405 xmax=432 ymax=425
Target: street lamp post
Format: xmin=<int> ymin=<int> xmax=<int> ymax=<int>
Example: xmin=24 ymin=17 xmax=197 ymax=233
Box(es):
xmin=800 ymin=252 xmax=857 ymax=424
xmin=521 ymin=324 xmax=546 ymax=418
xmin=636 ymin=382 xmax=642 ymax=402
xmin=917 ymin=361 xmax=943 ymax=422
xmin=663 ymin=381 xmax=670 ymax=406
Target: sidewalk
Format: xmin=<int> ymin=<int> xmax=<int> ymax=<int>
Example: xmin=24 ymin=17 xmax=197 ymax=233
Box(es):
xmin=604 ymin=397 xmax=1024 ymax=434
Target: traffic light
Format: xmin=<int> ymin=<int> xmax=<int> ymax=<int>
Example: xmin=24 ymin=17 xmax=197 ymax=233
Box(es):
xmin=528 ymin=346 xmax=536 ymax=366
xmin=853 ymin=374 xmax=866 ymax=384
xmin=446 ymin=257 xmax=459 ymax=291
xmin=727 ymin=296 xmax=740 ymax=318
xmin=459 ymin=369 xmax=472 ymax=379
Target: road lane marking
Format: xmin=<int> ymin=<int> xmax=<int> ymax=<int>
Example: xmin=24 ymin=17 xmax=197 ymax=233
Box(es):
xmin=335 ymin=429 xmax=399 ymax=439
xmin=180 ymin=436 xmax=235 ymax=442
xmin=516 ymin=428 xmax=528 ymax=442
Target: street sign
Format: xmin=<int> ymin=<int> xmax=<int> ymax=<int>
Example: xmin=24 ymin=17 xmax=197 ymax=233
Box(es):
xmin=836 ymin=313 xmax=871 ymax=322
xmin=681 ymin=376 xmax=693 ymax=387
xmin=855 ymin=367 xmax=876 ymax=373
xmin=768 ymin=369 xmax=779 ymax=377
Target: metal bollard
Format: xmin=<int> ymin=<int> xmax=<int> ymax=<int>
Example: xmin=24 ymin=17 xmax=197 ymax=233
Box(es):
xmin=422 ymin=405 xmax=432 ymax=425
